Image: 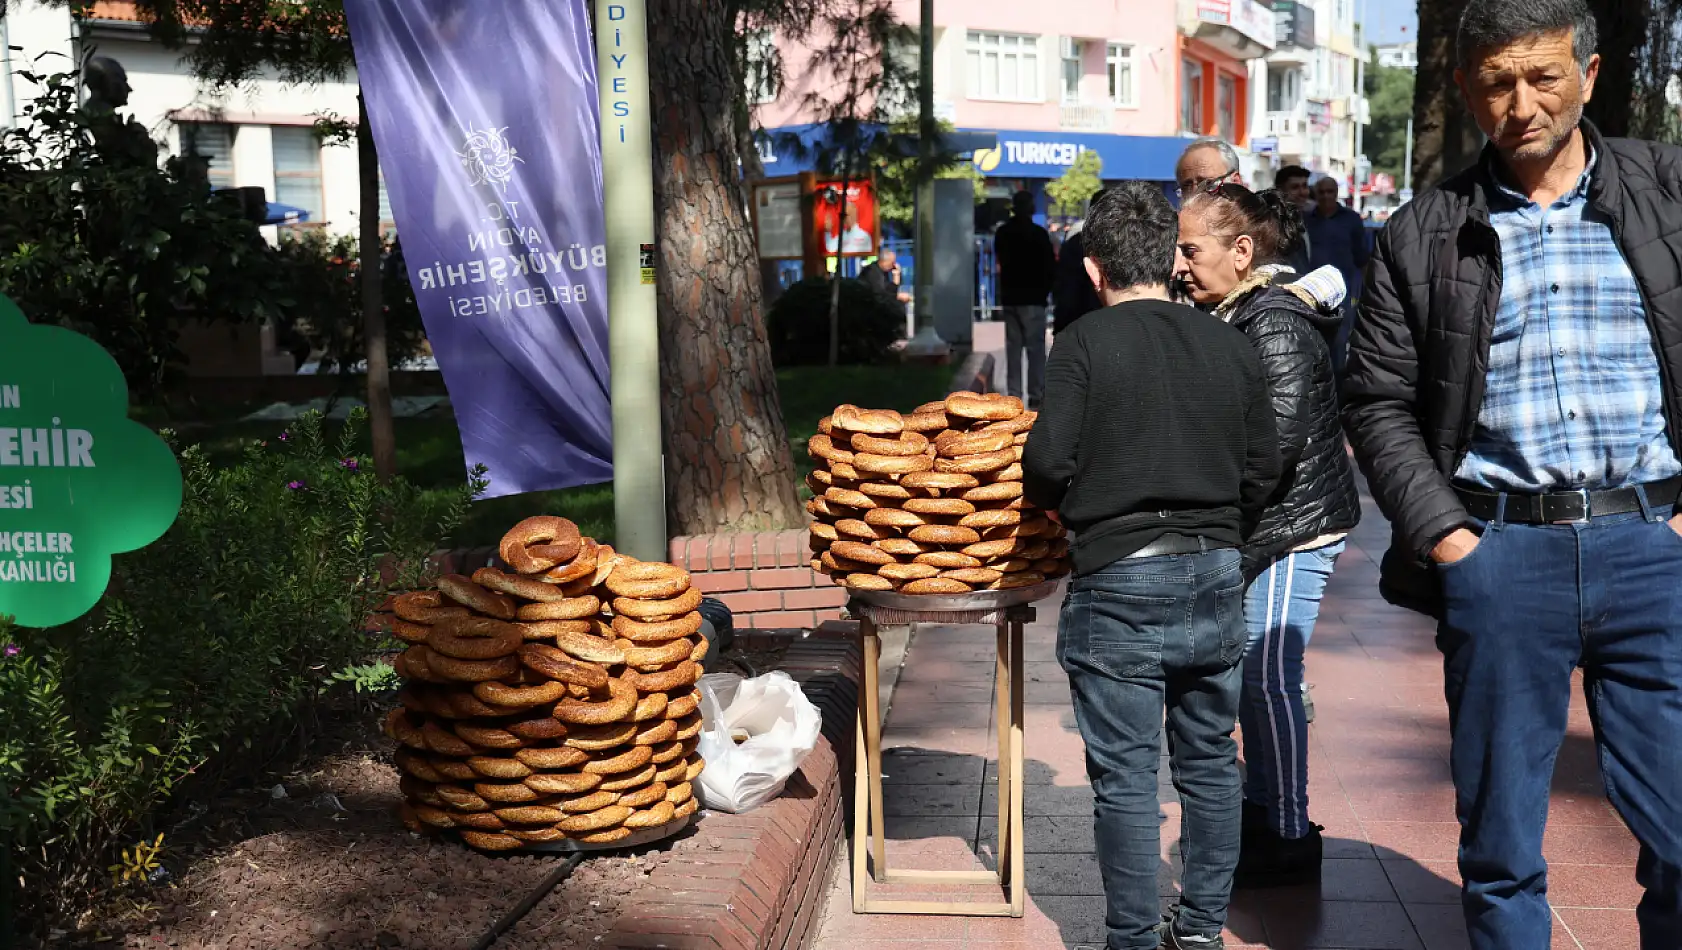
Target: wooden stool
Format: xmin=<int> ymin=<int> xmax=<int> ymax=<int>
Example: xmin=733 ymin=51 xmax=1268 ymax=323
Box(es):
xmin=847 ymin=598 xmax=1033 ymax=917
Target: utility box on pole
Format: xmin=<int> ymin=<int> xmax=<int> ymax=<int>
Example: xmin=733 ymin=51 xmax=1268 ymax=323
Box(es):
xmin=931 ymin=178 xmax=974 ymax=357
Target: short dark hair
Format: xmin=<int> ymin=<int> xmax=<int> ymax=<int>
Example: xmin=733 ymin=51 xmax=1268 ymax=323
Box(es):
xmin=1083 ymin=181 xmax=1176 ymax=292
xmin=1012 ymin=190 xmax=1036 ymax=216
xmin=1274 ymin=165 xmax=1311 ymax=189
xmin=1456 ymin=0 xmax=1597 ymax=73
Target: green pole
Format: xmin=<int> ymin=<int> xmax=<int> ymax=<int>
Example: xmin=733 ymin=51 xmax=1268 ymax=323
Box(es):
xmin=595 ymin=0 xmax=667 ymax=562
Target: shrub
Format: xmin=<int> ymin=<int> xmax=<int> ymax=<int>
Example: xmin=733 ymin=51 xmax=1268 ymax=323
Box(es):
xmin=0 ymin=65 xmax=297 ymax=395
xmin=766 ymin=276 xmax=905 ymax=366
xmin=270 ymin=230 xmax=430 ymax=379
xmin=0 ymin=410 xmax=480 ymax=932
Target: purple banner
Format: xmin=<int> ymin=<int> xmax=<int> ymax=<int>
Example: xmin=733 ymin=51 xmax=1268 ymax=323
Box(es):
xmin=344 ymin=0 xmax=611 ymax=497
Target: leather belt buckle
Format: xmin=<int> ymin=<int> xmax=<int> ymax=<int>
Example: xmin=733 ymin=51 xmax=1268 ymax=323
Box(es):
xmin=1549 ymin=488 xmax=1592 ymax=525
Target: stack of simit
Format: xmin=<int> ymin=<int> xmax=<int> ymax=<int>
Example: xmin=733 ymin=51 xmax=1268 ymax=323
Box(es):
xmin=379 ymin=516 xmax=706 ymax=852
xmin=806 ymin=391 xmax=1071 ymax=594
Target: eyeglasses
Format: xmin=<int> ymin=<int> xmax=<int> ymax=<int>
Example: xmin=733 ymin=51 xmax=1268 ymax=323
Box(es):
xmin=1175 ymin=170 xmax=1238 ymax=200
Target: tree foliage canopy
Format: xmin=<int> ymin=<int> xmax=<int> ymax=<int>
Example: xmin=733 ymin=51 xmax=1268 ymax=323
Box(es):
xmin=1363 ymin=60 xmax=1414 ymax=181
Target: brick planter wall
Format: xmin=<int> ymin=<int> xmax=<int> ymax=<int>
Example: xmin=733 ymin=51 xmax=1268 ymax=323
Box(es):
xmin=666 ymin=530 xmax=846 ymax=630
xmin=606 ymin=625 xmax=860 ymax=950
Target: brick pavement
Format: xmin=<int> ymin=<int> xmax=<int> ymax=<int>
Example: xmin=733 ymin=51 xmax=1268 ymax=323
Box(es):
xmin=811 ymin=488 xmax=1643 ymax=949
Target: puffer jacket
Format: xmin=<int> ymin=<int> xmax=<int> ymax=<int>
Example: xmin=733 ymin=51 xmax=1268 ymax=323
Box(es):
xmin=1223 ymin=274 xmax=1362 ymax=579
xmin=1343 ymin=121 xmax=1682 ymax=616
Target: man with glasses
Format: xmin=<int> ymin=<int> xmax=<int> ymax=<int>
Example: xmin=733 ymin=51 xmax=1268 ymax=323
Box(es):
xmin=1175 ymin=138 xmax=1242 ymax=201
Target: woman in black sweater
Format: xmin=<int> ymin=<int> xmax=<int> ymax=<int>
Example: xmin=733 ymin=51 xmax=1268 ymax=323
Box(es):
xmin=1177 ymin=184 xmax=1361 ymax=888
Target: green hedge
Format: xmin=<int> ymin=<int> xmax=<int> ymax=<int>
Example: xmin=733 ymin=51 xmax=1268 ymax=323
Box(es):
xmin=0 ymin=410 xmax=475 ymax=933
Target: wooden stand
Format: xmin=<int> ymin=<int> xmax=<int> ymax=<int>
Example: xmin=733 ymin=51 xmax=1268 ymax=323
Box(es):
xmin=848 ymin=601 xmax=1030 ymax=918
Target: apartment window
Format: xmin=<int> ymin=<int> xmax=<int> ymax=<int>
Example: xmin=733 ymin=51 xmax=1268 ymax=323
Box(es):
xmin=967 ymin=31 xmax=1041 ymax=102
xmin=1217 ymin=74 xmax=1238 ymax=140
xmin=744 ymin=29 xmax=779 ymax=105
xmin=272 ymin=125 xmax=324 ymax=222
xmin=1181 ymin=59 xmax=1204 ymax=133
xmin=1107 ymin=43 xmax=1136 ymax=107
xmin=180 ymin=123 xmax=235 ymax=189
xmin=1060 ymin=38 xmax=1083 ymax=104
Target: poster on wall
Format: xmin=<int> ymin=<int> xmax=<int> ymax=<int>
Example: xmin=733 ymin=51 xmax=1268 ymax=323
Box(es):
xmin=753 ymin=181 xmax=804 ymax=260
xmin=814 ymin=179 xmax=878 ymax=258
xmin=343 ymin=0 xmax=613 ymax=498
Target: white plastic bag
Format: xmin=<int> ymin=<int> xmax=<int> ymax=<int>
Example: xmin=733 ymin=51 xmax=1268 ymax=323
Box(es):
xmin=695 ymin=671 xmax=822 ymax=814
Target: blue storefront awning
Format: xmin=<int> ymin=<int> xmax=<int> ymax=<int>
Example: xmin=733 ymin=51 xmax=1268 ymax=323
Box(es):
xmin=963 ymin=129 xmax=1188 ymax=183
xmin=755 ymin=123 xmax=998 ymax=176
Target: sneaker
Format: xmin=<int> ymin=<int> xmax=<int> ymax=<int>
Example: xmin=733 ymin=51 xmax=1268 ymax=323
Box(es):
xmin=1233 ymin=822 xmax=1324 ymax=889
xmin=1154 ymin=918 xmax=1224 ymax=949
xmin=1304 ymin=683 xmax=1316 ymax=724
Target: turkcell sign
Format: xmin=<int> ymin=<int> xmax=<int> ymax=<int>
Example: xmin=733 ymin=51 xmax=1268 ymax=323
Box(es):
xmin=966 ymin=130 xmax=1186 ymax=181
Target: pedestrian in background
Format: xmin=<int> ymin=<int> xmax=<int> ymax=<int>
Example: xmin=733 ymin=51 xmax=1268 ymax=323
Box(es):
xmin=1026 ymin=180 xmax=1281 ymax=950
xmin=858 ymin=248 xmax=911 ymax=319
xmin=1176 ymin=137 xmax=1243 ymax=198
xmin=1052 ymin=222 xmax=1104 ymax=335
xmin=1303 ymin=177 xmax=1369 ymax=376
xmin=1344 ymin=0 xmax=1682 ymax=944
xmin=1178 ymin=184 xmax=1361 ymax=889
xmin=1273 ymin=166 xmax=1314 ymax=274
xmin=994 ymin=190 xmax=1056 ymax=408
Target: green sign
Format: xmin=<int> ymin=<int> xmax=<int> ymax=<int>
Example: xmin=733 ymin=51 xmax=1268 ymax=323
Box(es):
xmin=0 ymin=296 xmax=182 ymax=627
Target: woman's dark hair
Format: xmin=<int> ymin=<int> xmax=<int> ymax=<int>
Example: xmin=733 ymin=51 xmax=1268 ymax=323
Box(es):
xmin=1083 ymin=181 xmax=1178 ymax=291
xmin=1181 ymin=183 xmax=1306 ymax=266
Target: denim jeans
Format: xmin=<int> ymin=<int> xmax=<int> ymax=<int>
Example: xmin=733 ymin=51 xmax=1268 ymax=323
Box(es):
xmin=1057 ymin=547 xmax=1248 ymax=950
xmin=1240 ymin=540 xmax=1345 ymax=839
xmin=1437 ymin=500 xmax=1682 ymax=950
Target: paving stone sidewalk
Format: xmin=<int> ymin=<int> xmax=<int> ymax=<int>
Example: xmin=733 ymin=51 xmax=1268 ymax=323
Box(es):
xmin=811 ymin=486 xmax=1641 ymax=949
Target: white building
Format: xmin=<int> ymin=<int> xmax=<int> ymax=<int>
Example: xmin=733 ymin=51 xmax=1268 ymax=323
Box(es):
xmin=1247 ymin=0 xmax=1364 ymax=192
xmin=1375 ymin=41 xmax=1417 ymax=71
xmin=3 ymin=0 xmax=384 ymax=237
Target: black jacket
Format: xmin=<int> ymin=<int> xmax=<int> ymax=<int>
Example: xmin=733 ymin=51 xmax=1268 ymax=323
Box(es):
xmin=1024 ymin=299 xmax=1281 ymax=575
xmin=1227 ymin=280 xmax=1361 ymax=579
xmin=858 ymin=261 xmax=900 ymax=306
xmin=994 ymin=216 xmax=1056 ymax=306
xmin=1053 ymin=230 xmax=1104 ymax=334
xmin=1343 ymin=121 xmax=1682 ymax=616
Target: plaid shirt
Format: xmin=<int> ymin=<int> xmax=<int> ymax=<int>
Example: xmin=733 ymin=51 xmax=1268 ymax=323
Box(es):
xmin=1455 ymin=149 xmax=1682 ymax=492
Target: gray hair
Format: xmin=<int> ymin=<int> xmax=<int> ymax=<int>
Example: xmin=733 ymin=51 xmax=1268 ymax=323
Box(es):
xmin=1181 ymin=137 xmax=1240 ymax=176
xmin=1456 ymin=0 xmax=1597 ymax=74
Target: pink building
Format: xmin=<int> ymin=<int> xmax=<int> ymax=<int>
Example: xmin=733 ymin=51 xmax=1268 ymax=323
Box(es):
xmin=753 ymin=0 xmax=1274 ymax=186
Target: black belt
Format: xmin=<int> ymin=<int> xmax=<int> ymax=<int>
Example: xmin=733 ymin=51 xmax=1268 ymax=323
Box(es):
xmin=1455 ymin=476 xmax=1682 ymax=525
xmin=1126 ymin=534 xmax=1227 ymax=560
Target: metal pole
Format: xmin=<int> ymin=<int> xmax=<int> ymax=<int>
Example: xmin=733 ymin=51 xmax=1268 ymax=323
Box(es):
xmin=903 ymin=0 xmax=949 ymax=360
xmin=1353 ymin=0 xmax=1367 ymax=210
xmin=1403 ymin=115 xmax=1414 ymax=195
xmin=596 ymin=0 xmax=667 ymax=562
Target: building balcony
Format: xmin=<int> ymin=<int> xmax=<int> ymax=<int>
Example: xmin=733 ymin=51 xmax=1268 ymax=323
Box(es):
xmin=1179 ymin=0 xmax=1275 ymax=60
xmin=1059 ymin=103 xmax=1111 ymax=132
xmin=1262 ymin=110 xmax=1312 ymax=157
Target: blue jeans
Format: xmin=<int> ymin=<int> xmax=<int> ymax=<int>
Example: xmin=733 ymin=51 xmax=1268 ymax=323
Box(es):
xmin=1057 ymin=547 xmax=1248 ymax=950
xmin=1437 ymin=502 xmax=1682 ymax=950
xmin=1240 ymin=540 xmax=1344 ymax=839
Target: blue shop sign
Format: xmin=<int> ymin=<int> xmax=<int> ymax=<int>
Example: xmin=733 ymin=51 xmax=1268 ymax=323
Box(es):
xmin=963 ymin=129 xmax=1187 ymax=182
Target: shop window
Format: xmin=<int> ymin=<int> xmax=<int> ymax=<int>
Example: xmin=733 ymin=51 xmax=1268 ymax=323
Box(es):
xmin=1181 ymin=59 xmax=1204 ymax=134
xmin=1217 ymin=74 xmax=1238 ymax=140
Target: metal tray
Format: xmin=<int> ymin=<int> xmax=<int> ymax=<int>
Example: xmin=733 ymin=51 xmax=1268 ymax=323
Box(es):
xmin=846 ymin=578 xmax=1062 ymax=614
xmin=444 ymin=811 xmax=697 ymax=854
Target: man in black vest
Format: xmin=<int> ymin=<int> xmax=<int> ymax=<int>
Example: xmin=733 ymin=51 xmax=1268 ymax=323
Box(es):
xmin=1343 ymin=0 xmax=1682 ymax=945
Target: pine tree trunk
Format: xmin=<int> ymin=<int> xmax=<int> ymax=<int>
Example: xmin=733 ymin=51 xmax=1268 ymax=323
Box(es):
xmin=358 ymin=94 xmax=397 ymax=482
xmin=646 ymin=0 xmax=803 ymax=535
xmin=1584 ymin=0 xmax=1646 ymax=137
xmin=1411 ymin=0 xmax=1486 ymax=190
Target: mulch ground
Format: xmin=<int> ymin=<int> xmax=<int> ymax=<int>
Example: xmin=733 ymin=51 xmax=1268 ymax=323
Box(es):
xmin=82 ymin=709 xmax=690 ymax=950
